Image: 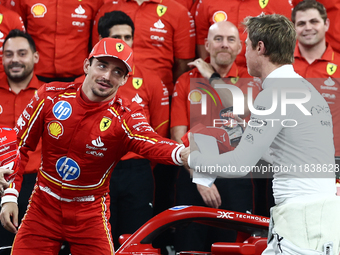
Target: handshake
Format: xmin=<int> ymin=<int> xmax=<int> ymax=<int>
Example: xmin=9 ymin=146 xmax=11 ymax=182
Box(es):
xmin=180 ymin=109 xmax=245 ymax=170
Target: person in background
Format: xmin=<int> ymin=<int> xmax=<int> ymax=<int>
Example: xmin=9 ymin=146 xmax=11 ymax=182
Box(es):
xmin=0 ymin=29 xmax=43 ymax=248
xmin=8 ymin=0 xmax=104 ymax=83
xmin=291 ymin=0 xmax=340 ymax=180
xmin=293 ymin=0 xmax=340 ymax=54
xmin=92 ymin=0 xmax=195 ymax=94
xmin=194 ymin=0 xmax=292 ymax=68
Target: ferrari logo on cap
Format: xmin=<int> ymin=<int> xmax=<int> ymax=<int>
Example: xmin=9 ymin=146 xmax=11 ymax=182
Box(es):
xmin=327 ymin=63 xmax=337 ymax=76
xmin=116 ymin=43 xmax=124 ymax=53
xmin=157 ymin=5 xmax=167 ymax=17
xmin=259 ymin=0 xmax=269 ymax=9
xmin=213 ymin=11 xmax=227 ymax=23
xmin=100 ymin=117 xmax=112 ymax=132
xmin=0 ymin=14 xmax=3 ymax=25
xmin=133 ymin=78 xmax=143 ymax=89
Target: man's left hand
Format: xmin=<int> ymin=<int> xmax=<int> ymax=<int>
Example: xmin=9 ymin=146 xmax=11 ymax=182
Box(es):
xmin=188 ymin=58 xmax=214 ymax=79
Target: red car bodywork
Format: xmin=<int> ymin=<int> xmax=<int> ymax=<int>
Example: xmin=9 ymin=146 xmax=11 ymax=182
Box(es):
xmin=116 ymin=205 xmax=269 ymax=255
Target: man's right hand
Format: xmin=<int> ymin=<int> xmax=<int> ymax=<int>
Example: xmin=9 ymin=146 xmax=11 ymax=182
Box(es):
xmin=0 ymin=168 xmax=14 ymax=193
xmin=196 ymin=183 xmax=221 ymax=208
xmin=0 ymin=202 xmax=19 ymax=234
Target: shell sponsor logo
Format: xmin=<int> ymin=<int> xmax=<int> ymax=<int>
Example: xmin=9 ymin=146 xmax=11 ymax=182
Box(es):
xmin=213 ymin=11 xmax=227 ymax=23
xmin=188 ymin=89 xmax=203 ymax=104
xmin=48 ymin=121 xmax=64 ymax=139
xmin=31 ymin=3 xmax=47 ymax=18
xmin=0 ymin=14 xmax=3 ymax=25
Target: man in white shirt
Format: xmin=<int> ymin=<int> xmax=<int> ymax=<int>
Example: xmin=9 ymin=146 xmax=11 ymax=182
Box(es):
xmin=181 ymin=14 xmax=340 ymax=255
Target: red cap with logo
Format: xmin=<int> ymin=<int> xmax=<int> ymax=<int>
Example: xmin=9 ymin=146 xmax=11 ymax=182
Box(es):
xmin=88 ymin=38 xmax=133 ymax=72
xmin=0 ymin=126 xmax=20 ymax=183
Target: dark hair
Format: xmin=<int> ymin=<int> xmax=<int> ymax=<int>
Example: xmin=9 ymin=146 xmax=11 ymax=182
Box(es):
xmin=3 ymin=29 xmax=36 ymax=53
xmin=244 ymin=14 xmax=296 ymax=65
xmin=291 ymin=0 xmax=327 ymax=24
xmin=98 ymin=11 xmax=135 ymax=38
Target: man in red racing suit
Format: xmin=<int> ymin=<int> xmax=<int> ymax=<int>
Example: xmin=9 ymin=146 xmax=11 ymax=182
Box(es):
xmin=0 ymin=38 xmax=184 ymax=255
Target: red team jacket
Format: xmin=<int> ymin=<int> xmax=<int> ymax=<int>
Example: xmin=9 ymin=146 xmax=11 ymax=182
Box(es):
xmin=8 ymin=82 xmax=183 ymax=201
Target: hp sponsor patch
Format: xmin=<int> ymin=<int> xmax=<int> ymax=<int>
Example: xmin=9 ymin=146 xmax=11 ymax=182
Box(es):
xmin=56 ymin=156 xmax=80 ymax=181
xmin=53 ymin=101 xmax=72 ymax=120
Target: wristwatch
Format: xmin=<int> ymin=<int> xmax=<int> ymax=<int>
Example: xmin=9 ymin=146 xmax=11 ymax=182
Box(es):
xmin=209 ymin=72 xmax=221 ymax=84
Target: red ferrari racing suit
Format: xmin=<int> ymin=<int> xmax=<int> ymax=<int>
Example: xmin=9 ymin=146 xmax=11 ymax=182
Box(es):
xmin=5 ymin=82 xmax=183 ymax=255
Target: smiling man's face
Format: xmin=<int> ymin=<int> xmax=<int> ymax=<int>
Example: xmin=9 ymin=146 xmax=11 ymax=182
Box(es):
xmin=82 ymin=56 xmax=128 ymax=102
xmin=294 ymin=8 xmax=329 ymax=48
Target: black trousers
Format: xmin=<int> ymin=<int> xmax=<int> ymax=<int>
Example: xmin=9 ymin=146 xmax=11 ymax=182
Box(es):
xmin=109 ymin=158 xmax=154 ymax=250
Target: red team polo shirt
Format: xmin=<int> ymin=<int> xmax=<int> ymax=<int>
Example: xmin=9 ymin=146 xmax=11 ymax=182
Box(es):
xmin=9 ymin=0 xmax=103 ymax=79
xmin=120 ymin=65 xmax=170 ymax=160
xmin=93 ymin=0 xmax=196 ymax=93
xmin=0 ymin=5 xmax=25 ymax=76
xmin=171 ymin=60 xmax=262 ymax=130
xmin=0 ymin=74 xmax=44 ymax=174
xmin=293 ymin=44 xmax=340 ymax=157
xmin=194 ymin=0 xmax=292 ymax=68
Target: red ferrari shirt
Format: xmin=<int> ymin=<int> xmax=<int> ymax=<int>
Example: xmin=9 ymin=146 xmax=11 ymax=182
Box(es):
xmin=0 ymin=74 xmax=44 ymax=174
xmin=293 ymin=44 xmax=340 ymax=157
xmin=292 ymin=0 xmax=340 ymax=54
xmin=171 ymin=60 xmax=262 ymax=129
xmin=9 ymin=0 xmax=104 ymax=78
xmin=93 ymin=0 xmax=196 ymax=92
xmin=0 ymin=5 xmax=25 ymax=76
xmin=195 ymin=0 xmax=292 ymax=68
